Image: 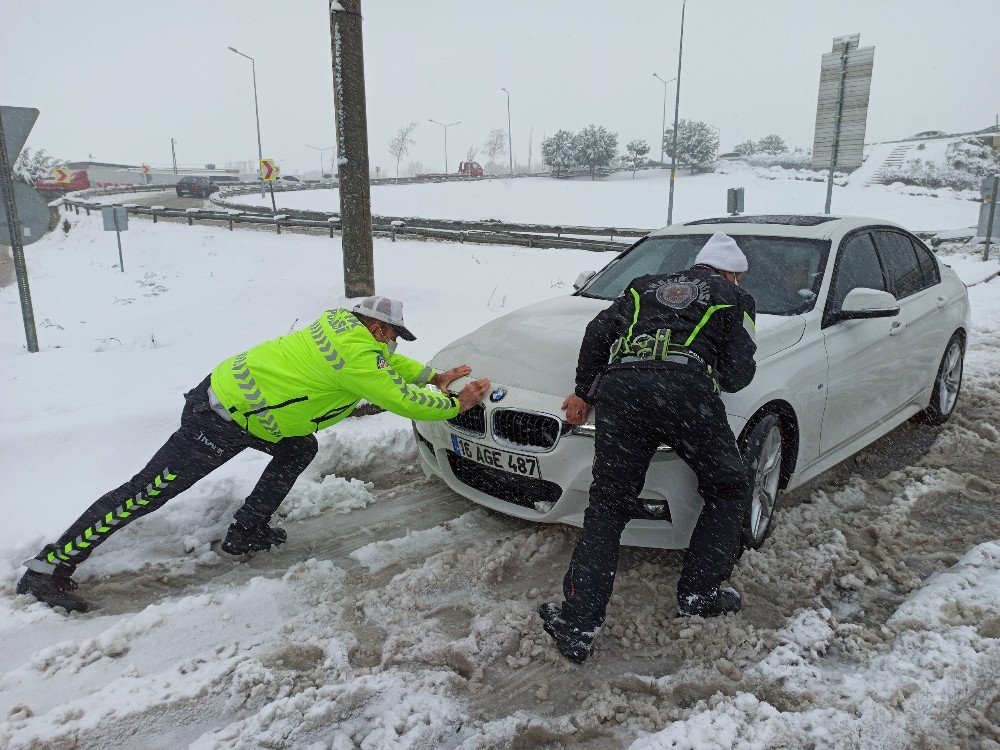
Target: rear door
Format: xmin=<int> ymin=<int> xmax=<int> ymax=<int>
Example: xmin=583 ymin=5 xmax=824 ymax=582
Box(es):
xmin=871 ymin=230 xmax=942 ymax=405
xmin=820 ymin=231 xmax=901 ymax=454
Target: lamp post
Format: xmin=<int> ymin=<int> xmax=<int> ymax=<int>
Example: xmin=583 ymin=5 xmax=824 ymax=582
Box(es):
xmin=227 ymin=46 xmax=266 ymax=199
xmin=170 ymin=137 xmax=178 ymax=174
xmin=666 ymin=0 xmax=687 ymax=226
xmin=501 ymin=88 xmax=514 ymax=176
xmin=428 ymin=119 xmax=460 ymax=174
xmin=306 ymin=144 xmax=335 ymax=180
xmin=652 ymin=73 xmax=676 ymax=165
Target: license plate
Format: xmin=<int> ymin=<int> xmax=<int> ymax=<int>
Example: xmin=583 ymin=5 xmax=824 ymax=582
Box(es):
xmin=450 ymin=434 xmax=542 ymax=479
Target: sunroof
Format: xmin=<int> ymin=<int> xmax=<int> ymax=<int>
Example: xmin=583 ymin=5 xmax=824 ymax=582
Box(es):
xmin=684 ymin=215 xmax=840 ymax=226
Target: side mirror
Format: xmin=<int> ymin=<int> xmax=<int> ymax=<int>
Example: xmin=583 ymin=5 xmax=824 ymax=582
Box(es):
xmin=573 ymin=270 xmax=596 ymax=291
xmin=835 ymin=288 xmax=900 ymax=321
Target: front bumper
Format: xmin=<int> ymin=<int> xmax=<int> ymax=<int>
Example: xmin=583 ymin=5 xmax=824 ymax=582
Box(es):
xmin=413 ymin=384 xmax=746 ymax=549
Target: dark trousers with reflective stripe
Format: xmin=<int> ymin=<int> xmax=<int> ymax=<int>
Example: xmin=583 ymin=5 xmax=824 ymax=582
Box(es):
xmin=40 ymin=376 xmax=318 ymax=571
xmin=561 ymin=367 xmax=752 ymax=631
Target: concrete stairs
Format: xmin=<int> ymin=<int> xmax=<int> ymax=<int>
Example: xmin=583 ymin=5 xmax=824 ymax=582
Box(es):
xmin=866 ymin=144 xmax=915 ymax=186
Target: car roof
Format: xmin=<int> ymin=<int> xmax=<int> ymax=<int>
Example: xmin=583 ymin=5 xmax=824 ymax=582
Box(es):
xmin=648 ymin=214 xmax=908 ymax=241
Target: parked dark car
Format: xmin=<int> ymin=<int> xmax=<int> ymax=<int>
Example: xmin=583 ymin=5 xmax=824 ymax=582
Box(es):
xmin=175 ymin=176 xmax=219 ymax=198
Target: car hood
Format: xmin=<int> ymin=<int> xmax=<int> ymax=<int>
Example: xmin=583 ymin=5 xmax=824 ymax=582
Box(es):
xmin=431 ymin=295 xmax=805 ymax=399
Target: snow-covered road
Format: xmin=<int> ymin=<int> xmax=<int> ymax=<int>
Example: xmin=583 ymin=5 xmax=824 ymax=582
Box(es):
xmin=1 ymin=191 xmax=997 ymax=748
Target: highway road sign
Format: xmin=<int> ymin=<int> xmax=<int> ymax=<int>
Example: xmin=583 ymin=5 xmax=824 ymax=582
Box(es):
xmin=52 ymin=166 xmax=75 ymax=184
xmin=141 ymin=164 xmax=151 ymax=175
xmin=0 ymin=106 xmax=39 ymax=161
xmin=811 ymin=35 xmax=875 ymax=172
xmin=0 ymin=181 xmax=50 ymax=247
xmin=260 ymin=158 xmax=279 ymax=182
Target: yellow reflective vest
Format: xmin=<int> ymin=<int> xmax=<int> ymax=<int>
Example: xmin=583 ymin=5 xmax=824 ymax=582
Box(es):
xmin=210 ymin=309 xmax=459 ymax=442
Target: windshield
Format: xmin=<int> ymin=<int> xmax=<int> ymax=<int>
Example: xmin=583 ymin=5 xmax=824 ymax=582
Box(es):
xmin=581 ymin=234 xmax=830 ymax=315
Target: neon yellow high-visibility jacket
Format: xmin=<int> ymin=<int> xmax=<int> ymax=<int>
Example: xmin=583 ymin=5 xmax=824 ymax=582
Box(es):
xmin=210 ymin=309 xmax=459 ymax=442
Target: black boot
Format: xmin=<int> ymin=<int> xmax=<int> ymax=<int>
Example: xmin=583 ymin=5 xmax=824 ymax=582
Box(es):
xmin=539 ymin=602 xmax=594 ymax=664
xmin=16 ymin=568 xmax=89 ymax=613
xmin=677 ymin=586 xmax=742 ymax=618
xmin=220 ymin=522 xmax=287 ymax=556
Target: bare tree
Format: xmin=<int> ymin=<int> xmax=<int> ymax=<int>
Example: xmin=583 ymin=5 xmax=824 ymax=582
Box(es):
xmin=483 ymin=128 xmax=507 ymax=177
xmin=388 ymin=122 xmax=418 ymax=181
xmin=624 ymin=139 xmax=650 ymax=177
xmin=527 ymin=127 xmax=533 ymax=173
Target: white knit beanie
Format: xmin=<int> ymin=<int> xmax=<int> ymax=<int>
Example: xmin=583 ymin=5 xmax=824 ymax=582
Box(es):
xmin=694 ymin=232 xmax=748 ymax=273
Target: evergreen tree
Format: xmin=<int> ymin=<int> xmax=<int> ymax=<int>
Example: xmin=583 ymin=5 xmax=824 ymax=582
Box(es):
xmin=541 ymin=130 xmax=576 ymax=177
xmin=662 ymin=120 xmax=719 ymax=173
xmin=734 ymin=140 xmax=758 ymax=157
xmin=13 ymin=148 xmax=64 ymax=185
xmin=573 ymin=124 xmax=619 ymax=180
xmin=624 ymin=139 xmax=650 ymax=177
xmin=757 ymin=134 xmax=788 ymax=155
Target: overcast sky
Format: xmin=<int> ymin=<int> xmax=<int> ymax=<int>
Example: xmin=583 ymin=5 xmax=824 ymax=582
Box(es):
xmin=3 ymin=0 xmax=998 ymax=175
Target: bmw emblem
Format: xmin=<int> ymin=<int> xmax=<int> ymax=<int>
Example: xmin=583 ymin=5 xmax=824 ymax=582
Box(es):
xmin=490 ymin=387 xmax=507 ymax=403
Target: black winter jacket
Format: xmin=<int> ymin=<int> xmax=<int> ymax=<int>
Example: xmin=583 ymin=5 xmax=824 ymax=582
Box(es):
xmin=574 ymin=266 xmax=757 ymax=401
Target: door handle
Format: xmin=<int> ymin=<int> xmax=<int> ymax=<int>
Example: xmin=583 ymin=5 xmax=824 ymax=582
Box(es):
xmin=889 ymin=321 xmax=906 ymax=336
xmin=936 ymin=296 xmax=947 ymax=309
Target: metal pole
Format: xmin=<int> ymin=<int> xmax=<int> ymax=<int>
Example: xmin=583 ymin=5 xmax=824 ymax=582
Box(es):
xmin=228 ymin=47 xmax=266 ymax=197
xmin=331 ymin=0 xmax=376 ymax=297
xmin=502 ymin=88 xmax=513 ymax=176
xmin=114 ymin=211 xmax=125 ymax=273
xmin=429 ymin=120 xmax=460 ymax=174
xmin=0 ymin=113 xmax=39 ymax=352
xmin=824 ymin=43 xmax=850 ymax=214
xmin=171 ymin=138 xmax=178 ymax=174
xmin=653 ymin=73 xmax=674 ymax=164
xmin=666 ymin=0 xmax=686 ymax=226
xmin=985 ymin=175 xmax=999 ymax=262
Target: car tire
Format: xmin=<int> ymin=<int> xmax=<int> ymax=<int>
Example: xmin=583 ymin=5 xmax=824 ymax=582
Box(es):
xmin=739 ymin=412 xmax=783 ymax=550
xmin=176 ymin=189 xmax=182 ymax=197
xmin=916 ymin=333 xmax=964 ymax=426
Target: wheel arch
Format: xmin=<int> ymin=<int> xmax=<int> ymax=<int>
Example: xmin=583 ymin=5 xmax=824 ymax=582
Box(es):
xmin=739 ymin=400 xmax=799 ymax=489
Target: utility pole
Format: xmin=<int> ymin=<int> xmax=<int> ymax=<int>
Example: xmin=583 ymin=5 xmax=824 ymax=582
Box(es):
xmin=666 ymin=0 xmax=686 ymax=226
xmin=170 ymin=138 xmax=178 ymax=174
xmin=330 ymin=0 xmax=375 ymax=297
xmin=227 ymin=46 xmax=266 ymax=198
xmin=501 ymin=88 xmax=513 ymax=176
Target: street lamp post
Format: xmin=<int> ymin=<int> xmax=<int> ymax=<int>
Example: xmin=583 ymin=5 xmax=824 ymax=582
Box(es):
xmin=501 ymin=88 xmax=514 ymax=176
xmin=227 ymin=46 xmax=266 ymax=200
xmin=306 ymin=144 xmax=335 ymax=179
xmin=170 ymin=137 xmax=178 ymax=174
xmin=667 ymin=0 xmax=687 ymax=226
xmin=428 ymin=119 xmax=460 ymax=174
xmin=652 ymin=73 xmax=676 ymax=165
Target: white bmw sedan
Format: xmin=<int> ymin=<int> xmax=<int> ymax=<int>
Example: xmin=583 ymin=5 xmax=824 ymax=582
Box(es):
xmin=414 ymin=215 xmax=971 ymax=549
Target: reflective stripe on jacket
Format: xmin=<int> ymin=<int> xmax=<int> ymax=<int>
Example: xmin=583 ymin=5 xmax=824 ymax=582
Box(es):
xmin=210 ymin=309 xmax=459 ymax=442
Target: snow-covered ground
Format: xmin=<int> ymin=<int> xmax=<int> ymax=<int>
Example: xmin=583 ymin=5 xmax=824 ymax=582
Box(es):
xmin=232 ymin=166 xmax=981 ymax=232
xmin=1 ymin=186 xmax=998 ymax=748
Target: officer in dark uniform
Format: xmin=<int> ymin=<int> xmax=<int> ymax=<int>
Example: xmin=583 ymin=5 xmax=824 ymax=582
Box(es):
xmin=540 ymin=232 xmax=757 ymax=663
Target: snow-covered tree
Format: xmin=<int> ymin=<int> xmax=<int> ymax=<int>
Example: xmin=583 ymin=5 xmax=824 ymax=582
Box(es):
xmin=734 ymin=140 xmax=758 ymax=157
xmin=406 ymin=161 xmax=424 ymax=177
xmin=13 ymin=148 xmax=64 ymax=185
xmin=541 ymin=130 xmax=576 ymax=177
xmin=482 ymin=128 xmax=507 ymax=177
xmin=624 ymin=139 xmax=650 ymax=177
xmin=388 ymin=122 xmax=417 ymax=181
xmin=465 ymin=144 xmax=479 ymax=162
xmin=946 ymin=138 xmax=1000 ymax=177
xmin=662 ymin=120 xmax=719 ymax=173
xmin=757 ymin=134 xmax=788 ymax=155
xmin=573 ymin=124 xmax=619 ymax=180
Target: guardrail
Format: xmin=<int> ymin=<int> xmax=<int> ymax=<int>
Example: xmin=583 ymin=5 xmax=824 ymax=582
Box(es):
xmin=59 ymin=190 xmax=641 ymax=253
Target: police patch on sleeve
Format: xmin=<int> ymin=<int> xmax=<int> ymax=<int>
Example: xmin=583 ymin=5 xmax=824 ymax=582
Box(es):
xmin=376 ymin=354 xmax=388 ymax=369
xmin=655 ymin=278 xmax=710 ymax=309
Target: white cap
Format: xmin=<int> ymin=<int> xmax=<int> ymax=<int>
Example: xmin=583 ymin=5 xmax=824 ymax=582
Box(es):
xmin=694 ymin=232 xmax=748 ymax=273
xmin=351 ymin=296 xmax=416 ymax=341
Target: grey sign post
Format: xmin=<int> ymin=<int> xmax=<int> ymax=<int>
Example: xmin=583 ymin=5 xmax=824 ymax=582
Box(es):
xmin=0 ymin=105 xmax=41 ymax=353
xmin=727 ymin=187 xmax=745 ymax=216
xmin=980 ymin=175 xmax=1000 ymax=261
xmin=102 ymin=205 xmax=128 ymax=272
xmin=810 ymin=35 xmax=875 ymax=214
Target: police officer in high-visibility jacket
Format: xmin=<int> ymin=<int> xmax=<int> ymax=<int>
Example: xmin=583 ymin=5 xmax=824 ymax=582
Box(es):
xmin=18 ymin=296 xmax=491 ymax=612
xmin=540 ymin=233 xmax=757 ymax=663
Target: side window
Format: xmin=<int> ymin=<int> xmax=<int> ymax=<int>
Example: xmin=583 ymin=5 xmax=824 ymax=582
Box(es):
xmin=831 ymin=233 xmax=885 ymax=310
xmin=874 ymin=231 xmax=926 ymax=299
xmin=910 ymin=238 xmax=940 ymax=287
